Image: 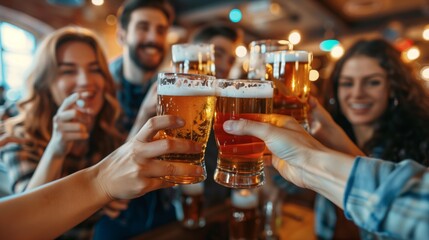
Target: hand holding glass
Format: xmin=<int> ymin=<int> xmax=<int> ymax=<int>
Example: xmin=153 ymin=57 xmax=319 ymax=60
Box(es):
xmin=157 ymin=73 xmax=216 ymax=184
xmin=213 ymin=80 xmax=273 ymax=188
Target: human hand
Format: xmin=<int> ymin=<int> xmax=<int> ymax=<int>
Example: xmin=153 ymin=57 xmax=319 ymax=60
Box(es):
xmin=223 ymin=115 xmax=328 ymax=188
xmin=102 ymin=200 xmax=129 ymax=219
xmin=308 ymin=97 xmax=364 ymax=156
xmin=94 ymin=115 xmax=204 ymax=200
xmin=46 ymin=93 xmax=91 ymax=157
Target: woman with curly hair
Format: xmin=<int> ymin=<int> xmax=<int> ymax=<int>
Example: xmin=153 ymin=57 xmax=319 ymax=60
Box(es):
xmin=0 ymin=26 xmax=124 ymax=239
xmin=315 ymin=38 xmax=429 ymax=239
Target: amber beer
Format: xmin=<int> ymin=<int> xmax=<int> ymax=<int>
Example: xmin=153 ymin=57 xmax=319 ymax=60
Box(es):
xmin=157 ymin=73 xmax=216 ymax=184
xmin=172 ymin=43 xmax=216 ymax=76
xmin=180 ymin=182 xmax=205 ymax=229
xmin=214 ymin=80 xmax=273 ymax=188
xmin=266 ymin=50 xmax=312 ymax=130
xmin=229 ymin=189 xmax=260 ymax=240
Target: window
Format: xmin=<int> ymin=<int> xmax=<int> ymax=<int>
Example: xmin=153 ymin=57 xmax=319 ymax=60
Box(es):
xmin=0 ymin=22 xmax=36 ymax=102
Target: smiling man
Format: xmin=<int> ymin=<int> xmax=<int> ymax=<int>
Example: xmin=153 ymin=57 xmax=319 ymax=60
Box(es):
xmin=110 ymin=0 xmax=173 ymax=133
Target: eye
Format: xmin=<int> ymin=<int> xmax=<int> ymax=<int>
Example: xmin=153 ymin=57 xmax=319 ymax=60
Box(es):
xmin=59 ymin=69 xmax=76 ymax=75
xmin=367 ymin=79 xmax=382 ymax=86
xmin=338 ymin=81 xmax=353 ymax=87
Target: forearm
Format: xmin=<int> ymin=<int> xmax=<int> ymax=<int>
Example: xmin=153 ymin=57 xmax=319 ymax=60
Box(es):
xmin=0 ymin=166 xmax=110 ymax=240
xmin=26 ymin=147 xmax=65 ymax=190
xmin=302 ymin=149 xmax=356 ymax=208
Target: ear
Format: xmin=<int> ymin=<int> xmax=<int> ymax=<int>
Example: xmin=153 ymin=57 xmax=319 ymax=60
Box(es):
xmin=117 ymin=28 xmax=126 ymax=46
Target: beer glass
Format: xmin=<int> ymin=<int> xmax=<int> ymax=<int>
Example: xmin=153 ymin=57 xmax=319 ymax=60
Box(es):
xmin=171 ymin=43 xmax=216 ymax=76
xmin=248 ymin=39 xmax=293 ymax=80
xmin=180 ymin=182 xmax=206 ymax=229
xmin=265 ymin=50 xmax=312 ymax=130
xmin=213 ymin=79 xmax=273 ymax=188
xmin=229 ymin=189 xmax=260 ymax=240
xmin=157 ymin=73 xmax=216 ymax=184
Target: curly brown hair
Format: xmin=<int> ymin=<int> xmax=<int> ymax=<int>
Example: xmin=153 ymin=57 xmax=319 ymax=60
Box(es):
xmin=324 ymin=38 xmax=429 ymax=165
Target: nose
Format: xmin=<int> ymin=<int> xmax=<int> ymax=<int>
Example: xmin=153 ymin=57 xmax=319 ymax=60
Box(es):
xmin=350 ymin=82 xmax=365 ymax=98
xmin=75 ymin=69 xmax=92 ymax=87
xmin=145 ymin=27 xmax=160 ymax=43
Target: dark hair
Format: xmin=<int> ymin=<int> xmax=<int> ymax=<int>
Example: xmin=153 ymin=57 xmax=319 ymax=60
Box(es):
xmin=192 ymin=24 xmax=241 ymax=44
xmin=118 ymin=0 xmax=173 ymax=30
xmin=324 ymin=38 xmax=429 ymax=165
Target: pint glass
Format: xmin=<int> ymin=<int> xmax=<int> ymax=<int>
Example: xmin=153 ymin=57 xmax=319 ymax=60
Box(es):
xmin=157 ymin=73 xmax=216 ymax=184
xmin=180 ymin=182 xmax=206 ymax=229
xmin=248 ymin=39 xmax=292 ymax=80
xmin=266 ymin=50 xmax=312 ymax=130
xmin=213 ymin=80 xmax=273 ymax=188
xmin=172 ymin=43 xmax=216 ymax=76
xmin=229 ymin=189 xmax=260 ymax=240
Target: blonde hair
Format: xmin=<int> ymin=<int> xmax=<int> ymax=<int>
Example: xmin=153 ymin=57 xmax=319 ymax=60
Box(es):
xmin=7 ymin=26 xmax=123 ymax=157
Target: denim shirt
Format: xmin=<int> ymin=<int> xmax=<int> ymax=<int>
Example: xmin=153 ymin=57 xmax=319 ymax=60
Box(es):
xmin=344 ymin=157 xmax=429 ymax=239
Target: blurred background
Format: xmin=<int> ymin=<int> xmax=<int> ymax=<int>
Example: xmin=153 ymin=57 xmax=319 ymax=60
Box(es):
xmin=1 ymin=0 xmax=429 ymax=102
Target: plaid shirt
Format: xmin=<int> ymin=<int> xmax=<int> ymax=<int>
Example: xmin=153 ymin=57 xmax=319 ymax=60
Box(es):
xmin=344 ymin=157 xmax=429 ymax=239
xmin=0 ymin=141 xmax=103 ymax=240
xmin=110 ymin=57 xmax=157 ymax=133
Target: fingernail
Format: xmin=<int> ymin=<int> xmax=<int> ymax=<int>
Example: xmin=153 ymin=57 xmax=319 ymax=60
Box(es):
xmin=223 ymin=121 xmax=233 ymax=132
xmin=176 ymin=118 xmax=185 ymax=126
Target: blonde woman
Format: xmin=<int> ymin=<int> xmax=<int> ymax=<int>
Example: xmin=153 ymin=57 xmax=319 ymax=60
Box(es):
xmin=0 ymin=26 xmax=124 ymax=239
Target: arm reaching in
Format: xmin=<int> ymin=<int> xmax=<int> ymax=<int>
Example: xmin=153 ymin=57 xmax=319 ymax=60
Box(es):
xmin=0 ymin=115 xmax=203 ymax=240
xmin=223 ymin=116 xmax=429 ymax=239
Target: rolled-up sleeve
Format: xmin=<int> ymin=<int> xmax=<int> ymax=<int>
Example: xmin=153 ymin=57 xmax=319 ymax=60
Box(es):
xmin=344 ymin=157 xmax=429 ymax=239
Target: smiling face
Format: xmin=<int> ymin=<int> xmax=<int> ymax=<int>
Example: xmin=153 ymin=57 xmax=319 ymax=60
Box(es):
xmin=50 ymin=40 xmax=105 ymax=117
xmin=123 ymin=7 xmax=169 ymax=71
xmin=337 ymin=55 xmax=390 ymax=127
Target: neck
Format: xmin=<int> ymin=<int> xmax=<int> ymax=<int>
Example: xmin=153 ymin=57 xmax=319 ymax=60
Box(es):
xmin=352 ymin=124 xmax=374 ymax=148
xmin=123 ymin=55 xmax=155 ymax=85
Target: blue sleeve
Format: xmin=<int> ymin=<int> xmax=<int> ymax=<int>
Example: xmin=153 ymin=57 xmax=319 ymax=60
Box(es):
xmin=344 ymin=157 xmax=429 ymax=239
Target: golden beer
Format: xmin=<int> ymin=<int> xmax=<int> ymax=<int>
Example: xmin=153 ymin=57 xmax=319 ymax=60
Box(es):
xmin=180 ymin=183 xmax=205 ymax=229
xmin=157 ymin=73 xmax=216 ymax=184
xmin=214 ymin=80 xmax=273 ymax=188
xmin=266 ymin=50 xmax=312 ymax=130
xmin=172 ymin=43 xmax=216 ymax=76
xmin=230 ymin=189 xmax=260 ymax=240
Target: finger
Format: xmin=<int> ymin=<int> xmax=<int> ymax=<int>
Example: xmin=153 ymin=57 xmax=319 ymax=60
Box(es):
xmin=57 ymin=93 xmax=79 ymax=113
xmin=106 ymin=200 xmax=129 ymax=211
xmin=54 ymin=109 xmax=78 ymax=122
xmin=103 ymin=208 xmax=122 ymax=219
xmin=143 ymin=160 xmax=204 ymax=178
xmin=138 ymin=178 xmax=175 ymax=193
xmin=135 ymin=115 xmax=185 ymax=143
xmin=61 ymin=132 xmax=90 ymax=141
xmin=135 ymin=138 xmax=202 ymax=159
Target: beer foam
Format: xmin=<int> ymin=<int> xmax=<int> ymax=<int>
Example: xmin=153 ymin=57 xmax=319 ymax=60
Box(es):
xmin=216 ymin=80 xmax=273 ymax=98
xmin=265 ymin=50 xmax=310 ymax=63
xmin=181 ymin=182 xmax=204 ymax=195
xmin=231 ymin=189 xmax=258 ymax=209
xmin=172 ymin=43 xmax=214 ymax=62
xmin=158 ymin=81 xmax=216 ymax=96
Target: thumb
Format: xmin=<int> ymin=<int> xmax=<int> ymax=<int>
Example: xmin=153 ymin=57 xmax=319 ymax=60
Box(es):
xmin=223 ymin=119 xmax=271 ymax=141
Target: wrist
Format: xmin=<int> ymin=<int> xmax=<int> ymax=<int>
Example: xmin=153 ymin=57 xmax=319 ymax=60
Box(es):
xmin=302 ymin=148 xmax=355 ymax=208
xmin=85 ymin=164 xmax=113 ymax=205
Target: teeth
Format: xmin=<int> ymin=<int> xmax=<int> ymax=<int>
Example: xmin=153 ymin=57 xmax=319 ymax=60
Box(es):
xmin=350 ymin=103 xmax=370 ymax=109
xmin=80 ymin=91 xmax=95 ymax=99
xmin=143 ymin=48 xmax=158 ymax=54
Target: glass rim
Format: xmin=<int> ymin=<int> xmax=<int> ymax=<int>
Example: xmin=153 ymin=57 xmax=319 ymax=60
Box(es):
xmin=158 ymin=72 xmax=216 ymax=80
xmin=215 ymin=79 xmax=272 ymax=84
